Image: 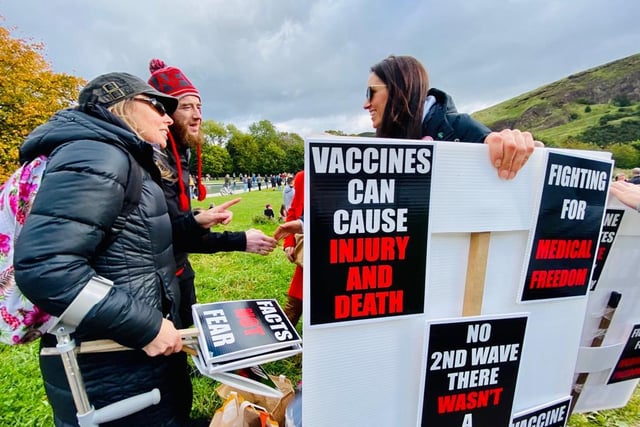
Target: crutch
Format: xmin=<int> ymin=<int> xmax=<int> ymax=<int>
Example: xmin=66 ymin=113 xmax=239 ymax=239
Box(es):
xmin=42 ymin=276 xmax=162 ymax=427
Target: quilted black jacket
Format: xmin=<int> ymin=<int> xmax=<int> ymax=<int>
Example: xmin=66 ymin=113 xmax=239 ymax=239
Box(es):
xmin=14 ymin=107 xmax=189 ymax=426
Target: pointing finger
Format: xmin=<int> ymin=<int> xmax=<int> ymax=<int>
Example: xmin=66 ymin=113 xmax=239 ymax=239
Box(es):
xmin=219 ymin=198 xmax=242 ymax=209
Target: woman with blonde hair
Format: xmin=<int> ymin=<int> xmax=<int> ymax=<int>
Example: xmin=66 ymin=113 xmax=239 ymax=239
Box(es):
xmin=14 ymin=72 xmax=194 ymax=426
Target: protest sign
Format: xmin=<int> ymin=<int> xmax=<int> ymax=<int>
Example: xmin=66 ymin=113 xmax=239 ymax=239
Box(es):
xmin=608 ymin=323 xmax=640 ymax=384
xmin=420 ymin=315 xmax=527 ymax=427
xmin=590 ymin=209 xmax=624 ymax=291
xmin=521 ymin=152 xmax=611 ymax=301
xmin=307 ymin=140 xmax=432 ymax=325
xmin=302 ymin=138 xmax=614 ymax=426
xmin=571 ymin=197 xmax=640 ymax=413
xmin=511 ymin=396 xmax=571 ymax=427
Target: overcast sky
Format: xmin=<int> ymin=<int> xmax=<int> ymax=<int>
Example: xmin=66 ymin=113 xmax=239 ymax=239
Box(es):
xmin=2 ymin=0 xmax=639 ymax=137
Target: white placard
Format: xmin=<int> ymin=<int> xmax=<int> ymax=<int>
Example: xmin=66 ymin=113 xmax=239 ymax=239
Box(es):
xmin=302 ymin=137 xmax=614 ymax=426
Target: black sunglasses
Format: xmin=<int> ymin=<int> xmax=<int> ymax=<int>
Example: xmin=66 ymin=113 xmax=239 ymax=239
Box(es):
xmin=133 ymin=97 xmax=167 ymax=116
xmin=366 ymin=84 xmax=387 ymax=102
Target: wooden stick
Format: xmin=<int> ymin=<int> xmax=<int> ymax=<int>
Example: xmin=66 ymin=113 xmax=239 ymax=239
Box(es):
xmin=462 ymin=232 xmax=491 ymax=317
xmin=181 ymin=345 xmax=198 ymax=356
xmin=41 ymin=327 xmax=200 ymax=356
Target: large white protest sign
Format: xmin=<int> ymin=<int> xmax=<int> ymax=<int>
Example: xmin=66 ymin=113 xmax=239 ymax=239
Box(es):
xmin=301 ymin=136 xmax=614 ymax=426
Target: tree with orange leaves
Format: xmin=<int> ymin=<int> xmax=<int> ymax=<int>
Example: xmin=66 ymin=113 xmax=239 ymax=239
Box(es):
xmin=0 ymin=22 xmax=85 ymax=180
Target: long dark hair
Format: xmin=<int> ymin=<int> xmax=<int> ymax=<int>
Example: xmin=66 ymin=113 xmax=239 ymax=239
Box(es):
xmin=370 ymin=55 xmax=429 ymax=139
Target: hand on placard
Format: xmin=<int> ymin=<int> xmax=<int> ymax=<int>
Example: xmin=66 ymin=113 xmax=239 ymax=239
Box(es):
xmin=143 ymin=318 xmax=183 ymax=357
xmin=484 ymin=129 xmax=544 ymax=180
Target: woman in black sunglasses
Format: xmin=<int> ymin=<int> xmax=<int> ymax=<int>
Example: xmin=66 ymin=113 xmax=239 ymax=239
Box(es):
xmin=364 ymin=55 xmax=542 ymax=180
xmin=14 ymin=72 xmax=195 ymax=426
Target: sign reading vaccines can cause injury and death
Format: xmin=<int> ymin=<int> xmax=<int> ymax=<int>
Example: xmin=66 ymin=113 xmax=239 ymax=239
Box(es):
xmin=521 ymin=152 xmax=611 ymax=301
xmin=420 ymin=314 xmax=527 ymax=427
xmin=308 ymin=141 xmax=432 ymax=326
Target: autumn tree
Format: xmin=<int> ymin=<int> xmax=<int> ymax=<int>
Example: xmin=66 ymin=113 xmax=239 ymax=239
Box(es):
xmin=0 ymin=24 xmax=85 ymax=180
xmin=279 ymin=132 xmax=304 ymax=173
xmin=248 ymin=120 xmax=283 ymax=174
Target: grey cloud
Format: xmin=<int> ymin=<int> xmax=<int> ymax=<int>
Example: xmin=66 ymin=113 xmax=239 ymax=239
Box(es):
xmin=1 ymin=0 xmax=639 ymax=136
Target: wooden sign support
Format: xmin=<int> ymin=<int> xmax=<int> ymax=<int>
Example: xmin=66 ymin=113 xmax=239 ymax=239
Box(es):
xmin=463 ymin=232 xmax=491 ymax=317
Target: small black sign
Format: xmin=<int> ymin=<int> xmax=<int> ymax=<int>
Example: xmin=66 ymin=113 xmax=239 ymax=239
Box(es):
xmin=511 ymin=397 xmax=571 ymax=427
xmin=590 ymin=209 xmax=624 ymax=291
xmin=522 ymin=152 xmax=610 ymax=301
xmin=308 ymin=141 xmax=432 ymax=325
xmin=421 ymin=315 xmax=527 ymax=427
xmin=608 ymin=324 xmax=640 ymax=384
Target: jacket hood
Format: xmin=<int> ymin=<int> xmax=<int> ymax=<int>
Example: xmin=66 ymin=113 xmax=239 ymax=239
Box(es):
xmin=427 ymin=88 xmax=459 ymax=115
xmin=19 ymin=106 xmax=150 ymax=164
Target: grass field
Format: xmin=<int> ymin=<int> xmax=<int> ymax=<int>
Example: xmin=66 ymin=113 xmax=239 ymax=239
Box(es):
xmin=0 ymin=186 xmax=638 ymax=425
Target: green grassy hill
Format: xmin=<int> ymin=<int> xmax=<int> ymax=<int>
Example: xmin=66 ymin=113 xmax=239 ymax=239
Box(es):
xmin=472 ymin=53 xmax=640 ymax=151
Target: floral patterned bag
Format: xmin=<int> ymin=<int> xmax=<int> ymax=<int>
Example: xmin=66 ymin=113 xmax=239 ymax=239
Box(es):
xmin=0 ymin=146 xmax=142 ymax=345
xmin=0 ymin=156 xmax=57 ymax=344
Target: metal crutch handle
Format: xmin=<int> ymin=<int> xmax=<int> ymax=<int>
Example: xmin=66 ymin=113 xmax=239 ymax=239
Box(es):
xmin=86 ymin=388 xmax=161 ymax=425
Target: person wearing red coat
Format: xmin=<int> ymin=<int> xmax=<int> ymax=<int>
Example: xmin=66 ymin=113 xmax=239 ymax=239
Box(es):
xmin=282 ymin=170 xmax=304 ymax=325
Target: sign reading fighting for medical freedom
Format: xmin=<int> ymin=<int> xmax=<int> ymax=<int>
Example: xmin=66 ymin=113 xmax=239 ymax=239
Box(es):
xmin=521 ymin=152 xmax=611 ymax=301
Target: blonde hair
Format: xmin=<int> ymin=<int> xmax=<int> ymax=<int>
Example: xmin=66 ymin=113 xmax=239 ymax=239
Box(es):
xmin=108 ymin=99 xmax=175 ymax=181
xmin=108 ymin=99 xmax=141 ymax=138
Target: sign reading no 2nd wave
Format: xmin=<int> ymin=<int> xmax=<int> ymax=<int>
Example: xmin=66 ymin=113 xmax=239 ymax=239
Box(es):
xmin=308 ymin=141 xmax=432 ymax=326
xmin=522 ymin=152 xmax=611 ymax=301
xmin=421 ymin=315 xmax=527 ymax=427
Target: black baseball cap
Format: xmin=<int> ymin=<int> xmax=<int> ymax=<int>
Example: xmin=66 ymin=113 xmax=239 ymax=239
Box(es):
xmin=78 ymin=72 xmax=178 ymax=115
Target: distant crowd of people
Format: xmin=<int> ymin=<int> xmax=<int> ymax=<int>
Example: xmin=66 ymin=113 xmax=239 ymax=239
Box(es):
xmin=190 ymin=172 xmax=296 ymax=199
xmin=615 ymin=167 xmax=640 ymax=184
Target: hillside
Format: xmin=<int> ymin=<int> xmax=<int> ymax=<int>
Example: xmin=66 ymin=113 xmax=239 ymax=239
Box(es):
xmin=472 ymin=53 xmax=640 ymax=150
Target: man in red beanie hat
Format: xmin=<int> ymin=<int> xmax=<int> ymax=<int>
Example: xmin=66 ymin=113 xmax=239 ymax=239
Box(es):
xmin=148 ymin=58 xmax=278 ymax=329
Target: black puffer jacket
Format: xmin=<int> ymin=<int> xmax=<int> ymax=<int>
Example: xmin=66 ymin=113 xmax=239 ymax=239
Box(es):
xmin=422 ymin=88 xmax=491 ymax=143
xmin=14 ymin=107 xmax=189 ymax=426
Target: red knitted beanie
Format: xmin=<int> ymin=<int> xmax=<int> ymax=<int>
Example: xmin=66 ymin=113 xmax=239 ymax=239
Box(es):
xmin=148 ymin=58 xmax=201 ymax=100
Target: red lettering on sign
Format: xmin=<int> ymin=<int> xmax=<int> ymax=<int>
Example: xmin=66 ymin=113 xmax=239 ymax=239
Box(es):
xmin=334 ymin=291 xmax=403 ymax=319
xmin=234 ymin=308 xmax=265 ymax=336
xmin=529 ymin=268 xmax=588 ymax=289
xmin=345 ymin=265 xmax=393 ymax=290
xmin=436 ymin=387 xmax=504 ymax=414
xmin=535 ymin=239 xmax=592 ymax=259
xmin=329 ymin=236 xmax=409 ymax=263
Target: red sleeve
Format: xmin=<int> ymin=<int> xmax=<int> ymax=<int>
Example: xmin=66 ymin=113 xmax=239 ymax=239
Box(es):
xmin=284 ymin=170 xmax=304 ymax=248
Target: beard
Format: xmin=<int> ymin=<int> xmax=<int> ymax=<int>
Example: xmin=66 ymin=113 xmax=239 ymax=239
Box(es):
xmin=171 ymin=119 xmax=205 ymax=149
